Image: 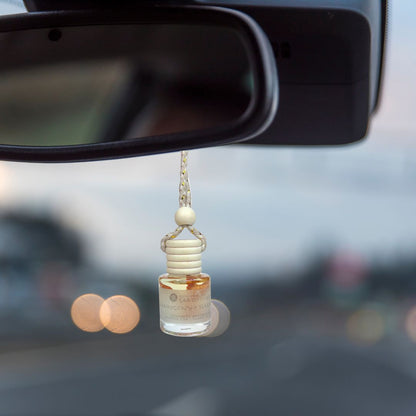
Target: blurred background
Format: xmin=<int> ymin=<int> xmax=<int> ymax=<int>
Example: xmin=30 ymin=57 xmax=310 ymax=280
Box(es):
xmin=0 ymin=0 xmax=415 ymax=415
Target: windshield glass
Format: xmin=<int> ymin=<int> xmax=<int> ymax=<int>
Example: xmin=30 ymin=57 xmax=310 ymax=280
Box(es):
xmin=0 ymin=1 xmax=415 ymax=416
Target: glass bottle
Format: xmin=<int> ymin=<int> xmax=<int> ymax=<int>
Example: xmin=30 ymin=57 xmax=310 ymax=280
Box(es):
xmin=159 ymin=239 xmax=211 ymax=336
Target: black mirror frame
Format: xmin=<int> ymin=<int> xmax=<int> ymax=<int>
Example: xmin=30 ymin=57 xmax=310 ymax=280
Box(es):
xmin=0 ymin=6 xmax=278 ymax=162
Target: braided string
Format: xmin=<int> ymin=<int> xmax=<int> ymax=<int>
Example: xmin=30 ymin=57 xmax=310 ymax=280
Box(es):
xmin=179 ymin=151 xmax=191 ymax=207
xmin=161 ymin=151 xmax=206 ymax=252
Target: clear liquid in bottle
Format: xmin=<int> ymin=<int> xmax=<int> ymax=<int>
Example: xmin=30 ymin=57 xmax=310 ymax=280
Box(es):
xmin=158 ymin=272 xmax=211 ymax=336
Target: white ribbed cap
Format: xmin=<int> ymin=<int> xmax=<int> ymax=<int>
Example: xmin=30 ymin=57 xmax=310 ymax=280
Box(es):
xmin=165 ymin=239 xmax=202 ymax=275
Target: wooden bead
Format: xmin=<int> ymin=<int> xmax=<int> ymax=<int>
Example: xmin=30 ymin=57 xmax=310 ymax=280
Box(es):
xmin=175 ymin=207 xmax=196 ymax=225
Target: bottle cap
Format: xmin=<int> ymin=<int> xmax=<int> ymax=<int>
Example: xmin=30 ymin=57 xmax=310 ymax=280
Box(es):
xmin=165 ymin=239 xmax=202 ymax=275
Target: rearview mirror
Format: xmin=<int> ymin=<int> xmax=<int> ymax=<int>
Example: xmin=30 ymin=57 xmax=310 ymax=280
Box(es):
xmin=0 ymin=6 xmax=278 ymax=161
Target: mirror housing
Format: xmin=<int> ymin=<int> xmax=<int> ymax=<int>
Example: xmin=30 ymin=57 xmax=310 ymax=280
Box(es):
xmin=0 ymin=6 xmax=278 ymax=162
xmin=23 ymin=0 xmax=387 ymax=147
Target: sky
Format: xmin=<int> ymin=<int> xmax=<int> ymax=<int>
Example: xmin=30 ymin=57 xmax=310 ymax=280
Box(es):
xmin=0 ymin=0 xmax=415 ymax=282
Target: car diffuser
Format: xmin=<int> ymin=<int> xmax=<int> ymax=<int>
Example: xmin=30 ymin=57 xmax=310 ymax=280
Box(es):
xmin=159 ymin=151 xmax=211 ymax=337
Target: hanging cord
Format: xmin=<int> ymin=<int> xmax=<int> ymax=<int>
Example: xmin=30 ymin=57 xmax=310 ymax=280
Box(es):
xmin=179 ymin=150 xmax=192 ymax=208
xmin=161 ymin=151 xmax=207 ymax=252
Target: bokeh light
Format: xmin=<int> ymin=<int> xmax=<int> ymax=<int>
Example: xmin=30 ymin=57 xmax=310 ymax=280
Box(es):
xmin=346 ymin=308 xmax=385 ymax=345
xmin=202 ymin=299 xmax=231 ymax=337
xmin=100 ymin=295 xmax=140 ymax=334
xmin=405 ymin=306 xmax=416 ymax=342
xmin=71 ymin=293 xmax=105 ymax=332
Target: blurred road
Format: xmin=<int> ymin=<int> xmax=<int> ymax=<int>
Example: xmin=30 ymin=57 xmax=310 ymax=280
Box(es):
xmin=0 ymin=320 xmax=416 ymax=416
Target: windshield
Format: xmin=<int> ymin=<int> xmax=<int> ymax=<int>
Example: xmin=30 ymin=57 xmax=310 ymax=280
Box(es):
xmin=0 ymin=1 xmax=415 ymax=416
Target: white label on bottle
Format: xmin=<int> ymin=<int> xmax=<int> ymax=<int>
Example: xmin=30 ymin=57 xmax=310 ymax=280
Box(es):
xmin=159 ymin=286 xmax=211 ymax=324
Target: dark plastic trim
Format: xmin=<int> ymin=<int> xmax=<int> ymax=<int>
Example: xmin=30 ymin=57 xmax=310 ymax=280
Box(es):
xmin=0 ymin=6 xmax=278 ymax=162
xmin=373 ymin=0 xmax=388 ymax=112
xmin=23 ymin=0 xmax=190 ymax=11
